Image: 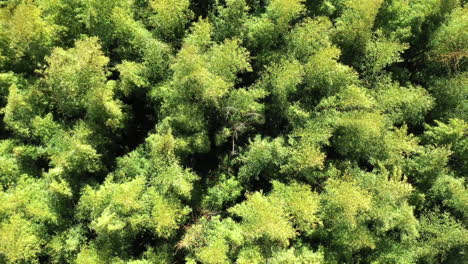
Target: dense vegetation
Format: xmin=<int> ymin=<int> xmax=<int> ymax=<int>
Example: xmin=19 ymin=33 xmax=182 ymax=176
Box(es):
xmin=0 ymin=0 xmax=467 ymax=263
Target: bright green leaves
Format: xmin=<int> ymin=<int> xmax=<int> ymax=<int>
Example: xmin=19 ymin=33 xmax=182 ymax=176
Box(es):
xmin=149 ymin=0 xmax=193 ymax=40
xmin=0 ymin=140 xmax=23 ymax=189
xmin=115 ymin=61 xmax=149 ymax=96
xmin=302 ymin=47 xmax=359 ymax=104
xmin=44 ymin=122 xmax=103 ymax=182
xmin=406 ymin=146 xmax=452 ymax=191
xmin=0 ymin=215 xmax=44 ymax=264
xmin=111 ymin=7 xmax=172 ymax=82
xmin=424 ymin=118 xmax=468 ymax=175
xmin=29 ymin=115 xmax=104 ymax=185
xmin=374 ymin=84 xmax=434 ymax=126
xmin=359 ymin=32 xmax=408 ymax=80
xmin=235 ymin=126 xmax=328 ymax=184
xmin=430 ymin=175 xmax=468 ymax=218
xmin=180 ymin=216 xmax=243 ymax=264
xmin=429 ymin=8 xmax=467 ymax=72
xmin=320 ymin=170 xmax=419 ymax=262
xmin=207 ymin=39 xmax=252 ymax=83
xmin=75 ymin=130 xmax=198 ymax=259
xmin=145 ymin=132 xmax=199 ymax=198
xmin=424 ymin=119 xmax=467 ymax=151
xmin=170 ymin=36 xmax=251 ymax=105
xmin=154 ymin=20 xmax=255 ymax=154
xmin=47 ymin=225 xmax=86 ymax=264
xmin=0 ymin=0 xmax=466 ymax=263
xmin=111 ymin=130 xmax=199 ymax=200
xmin=376 ymin=0 xmax=443 ymax=42
xmin=0 ymin=177 xmax=61 ymax=225
xmin=244 ymin=0 xmax=305 ymax=52
xmin=229 ymin=191 xmax=296 ymax=244
xmin=42 ymin=37 xmax=124 ymax=130
xmin=78 ymin=177 xmax=190 ymax=239
xmin=181 ymin=180 xmax=321 ymax=263
xmin=167 ymin=42 xmax=234 ymax=104
xmin=360 ymin=170 xmax=418 ymax=240
xmin=418 ymin=212 xmax=468 ymax=263
xmin=255 ymin=59 xmax=303 ymax=132
xmin=183 ymin=18 xmax=213 ymax=48
xmin=202 ymin=174 xmax=242 ymax=211
xmin=86 ymin=81 xmax=126 ymax=131
xmin=428 ymin=73 xmax=467 ymax=120
xmin=286 ymin=17 xmax=334 ymax=61
xmin=265 ymin=0 xmax=305 ymax=31
xmin=313 ymin=82 xmax=431 ymax=164
xmin=70 ymin=0 xmax=134 ymax=45
xmin=334 ymin=0 xmax=384 ymax=63
xmin=0 ymin=176 xmax=69 ymax=263
xmin=43 ymin=36 xmax=109 ymax=97
xmin=269 ymin=181 xmax=320 ymax=232
xmin=0 ymin=72 xmax=17 ymax=109
xmin=236 ymin=136 xmax=289 ymax=182
xmin=220 ymin=87 xmax=267 ymax=150
xmin=211 ymin=0 xmax=250 ymax=41
xmin=262 ymin=60 xmax=303 ymax=103
xmin=267 ymin=247 xmax=324 ymax=264
xmin=332 ymin=111 xmax=388 ymax=161
xmin=317 ymin=85 xmax=376 ymax=112
xmin=382 ymin=125 xmax=420 ymax=167
xmin=2 ymin=84 xmax=35 ymax=137
xmin=321 ymin=178 xmax=372 ymax=230
xmin=0 ymin=1 xmax=59 ymax=71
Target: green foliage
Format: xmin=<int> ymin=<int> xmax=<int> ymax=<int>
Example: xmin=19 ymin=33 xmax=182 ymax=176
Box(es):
xmin=302 ymin=47 xmax=359 ymax=104
xmin=374 ymin=84 xmax=434 ymax=126
xmin=319 ymin=168 xmax=420 ymax=262
xmin=269 ymin=181 xmax=320 ymax=232
xmin=78 ymin=177 xmax=190 ymax=240
xmin=149 ymin=0 xmax=193 ymax=40
xmin=230 ymin=192 xmax=295 ymax=243
xmin=286 ymin=17 xmax=334 ymax=61
xmin=320 ymin=177 xmax=374 ymax=258
xmin=236 ymin=136 xmax=289 ymax=182
xmin=265 ymin=0 xmax=305 ymax=31
xmin=267 ymin=247 xmax=324 ymax=264
xmin=359 ymin=32 xmax=408 ymax=80
xmin=418 ymin=212 xmax=468 ymax=263
xmin=0 ymin=140 xmax=22 ymax=189
xmin=2 ymin=84 xmax=37 ymax=137
xmin=0 ymin=0 xmax=466 ymax=263
xmin=428 ymin=73 xmax=467 ymax=120
xmin=244 ymin=0 xmax=305 ymax=56
xmin=47 ymin=225 xmax=86 ymax=264
xmin=151 ymin=21 xmax=256 ymax=155
xmin=332 ymin=111 xmax=388 ymax=161
xmin=424 ymin=118 xmax=468 ymax=174
xmin=0 ymin=215 xmax=44 ymax=264
xmin=0 ymin=1 xmax=60 ymax=71
xmin=317 ymin=85 xmax=376 ymax=112
xmin=41 ymin=37 xmax=125 ymax=130
xmin=376 ymin=0 xmax=444 ymax=42
xmin=0 ymin=176 xmax=69 ymax=263
xmin=429 ymin=8 xmax=468 ymax=72
xmin=202 ymin=174 xmax=242 ymax=211
xmin=37 ymin=119 xmax=104 ymax=182
xmin=334 ymin=0 xmax=384 ymax=64
xmin=430 ymin=175 xmax=468 ymax=218
xmin=211 ymin=0 xmax=249 ymax=41
xmin=260 ymin=59 xmax=303 ymax=105
xmin=111 ymin=7 xmax=172 ymax=82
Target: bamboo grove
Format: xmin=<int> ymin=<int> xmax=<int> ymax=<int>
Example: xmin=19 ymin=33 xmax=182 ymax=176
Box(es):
xmin=0 ymin=0 xmax=467 ymax=263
